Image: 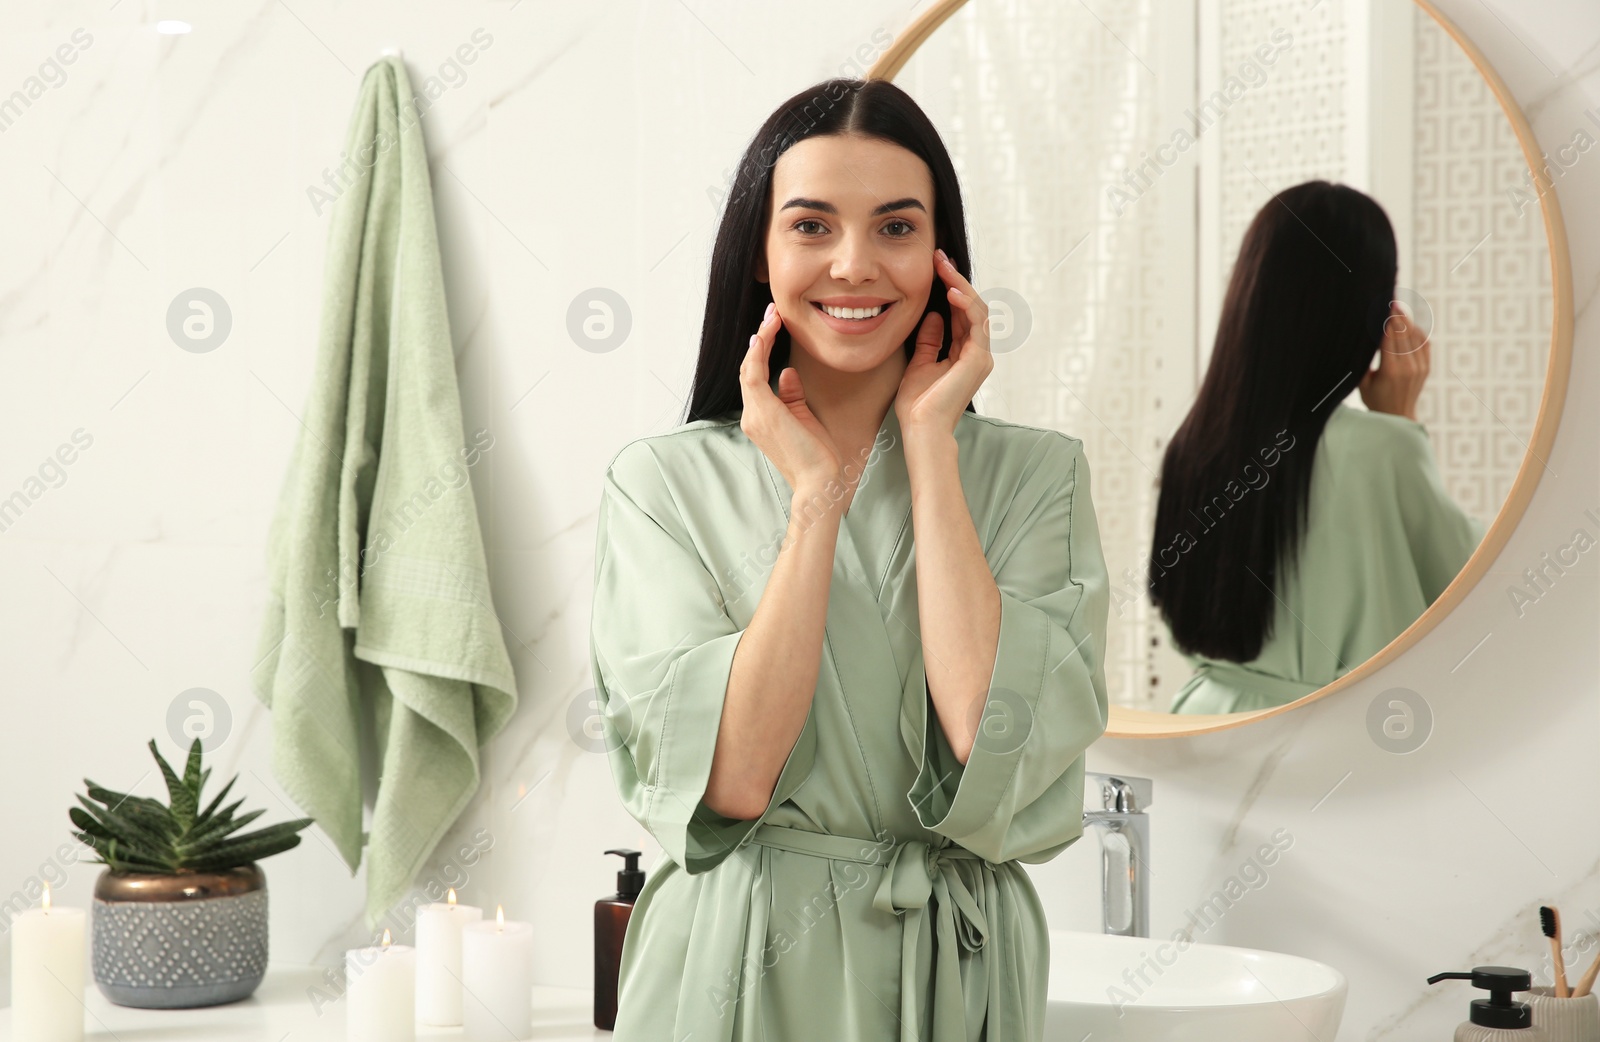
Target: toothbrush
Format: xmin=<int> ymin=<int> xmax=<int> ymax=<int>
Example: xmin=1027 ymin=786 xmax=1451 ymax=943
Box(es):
xmin=1541 ymin=906 xmax=1570 ymax=998
xmin=1572 ymin=944 xmax=1600 ymax=999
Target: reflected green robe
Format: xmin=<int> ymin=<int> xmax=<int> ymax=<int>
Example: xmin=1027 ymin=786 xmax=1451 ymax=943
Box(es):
xmin=589 ymin=406 xmax=1110 ymax=1041
xmin=1170 ymin=404 xmax=1486 ymax=714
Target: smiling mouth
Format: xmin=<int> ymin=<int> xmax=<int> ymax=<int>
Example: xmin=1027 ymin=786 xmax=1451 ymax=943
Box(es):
xmin=813 ymin=301 xmax=894 ymax=320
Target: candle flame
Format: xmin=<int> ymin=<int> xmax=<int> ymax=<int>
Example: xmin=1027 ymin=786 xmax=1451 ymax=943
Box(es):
xmin=447 ymin=888 xmax=457 ymax=906
xmin=496 ymin=905 xmax=505 ymax=929
xmin=42 ymin=884 xmax=51 ymax=912
xmin=381 ymin=929 xmax=392 ymax=948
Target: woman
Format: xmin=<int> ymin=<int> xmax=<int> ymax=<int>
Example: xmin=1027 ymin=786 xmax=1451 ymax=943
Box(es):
xmin=589 ymin=78 xmax=1109 ymax=1040
xmin=1149 ymin=180 xmax=1485 ymax=716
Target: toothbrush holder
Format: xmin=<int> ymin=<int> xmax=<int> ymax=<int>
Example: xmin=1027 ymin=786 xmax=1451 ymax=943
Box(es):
xmin=1528 ymin=986 xmax=1600 ymax=1042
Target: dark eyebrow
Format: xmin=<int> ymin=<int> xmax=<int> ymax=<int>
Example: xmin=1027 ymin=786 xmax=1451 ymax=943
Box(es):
xmin=778 ymin=196 xmax=926 ymax=217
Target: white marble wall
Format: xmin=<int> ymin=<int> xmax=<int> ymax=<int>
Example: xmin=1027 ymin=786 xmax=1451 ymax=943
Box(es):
xmin=0 ymin=1 xmax=1594 ymax=1039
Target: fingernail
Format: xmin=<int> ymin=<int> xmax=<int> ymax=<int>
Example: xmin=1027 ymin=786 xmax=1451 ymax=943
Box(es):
xmin=749 ymin=334 xmax=758 ymax=348
xmin=764 ymin=301 xmax=775 ymax=321
xmin=935 ymin=248 xmax=947 ymax=262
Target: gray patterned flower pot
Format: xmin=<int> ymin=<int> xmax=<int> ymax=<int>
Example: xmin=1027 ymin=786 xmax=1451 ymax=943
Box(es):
xmin=90 ymin=864 xmax=268 ymax=1008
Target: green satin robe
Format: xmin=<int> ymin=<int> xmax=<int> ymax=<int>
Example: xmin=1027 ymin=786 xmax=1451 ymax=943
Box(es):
xmin=1169 ymin=404 xmax=1487 ymax=714
xmin=589 ymin=405 xmax=1110 ymax=1041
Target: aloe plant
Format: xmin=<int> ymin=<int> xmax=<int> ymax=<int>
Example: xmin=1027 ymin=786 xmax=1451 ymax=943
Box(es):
xmin=69 ymin=738 xmax=314 ymax=874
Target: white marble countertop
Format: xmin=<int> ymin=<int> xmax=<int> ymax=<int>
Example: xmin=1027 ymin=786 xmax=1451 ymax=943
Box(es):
xmin=0 ymin=966 xmax=613 ymax=1040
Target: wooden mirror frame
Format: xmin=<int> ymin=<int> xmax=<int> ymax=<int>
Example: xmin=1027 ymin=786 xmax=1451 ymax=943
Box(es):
xmin=870 ymin=0 xmax=1575 ymax=737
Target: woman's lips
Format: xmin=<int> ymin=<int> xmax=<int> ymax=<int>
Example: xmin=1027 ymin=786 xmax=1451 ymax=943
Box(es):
xmin=811 ymin=300 xmax=894 ymax=335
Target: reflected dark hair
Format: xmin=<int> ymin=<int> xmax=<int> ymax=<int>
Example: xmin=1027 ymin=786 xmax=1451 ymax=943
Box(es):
xmin=1149 ymin=181 xmax=1398 ymax=662
xmin=685 ymin=78 xmax=975 ymax=422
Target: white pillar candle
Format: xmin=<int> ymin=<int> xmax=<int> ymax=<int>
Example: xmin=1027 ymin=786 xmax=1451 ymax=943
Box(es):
xmin=415 ymin=888 xmax=483 ymax=1025
xmin=345 ymin=930 xmax=415 ymax=1042
xmin=461 ymin=906 xmax=533 ymax=1042
xmin=10 ymin=886 xmax=86 ymax=1042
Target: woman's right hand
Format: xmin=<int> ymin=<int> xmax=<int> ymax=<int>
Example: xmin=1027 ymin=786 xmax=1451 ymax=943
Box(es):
xmin=739 ymin=302 xmax=844 ymax=493
xmin=1359 ymin=300 xmax=1431 ymax=422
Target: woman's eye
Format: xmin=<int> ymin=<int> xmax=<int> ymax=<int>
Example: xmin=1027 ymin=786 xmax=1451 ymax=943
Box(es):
xmin=795 ymin=219 xmax=825 ymax=235
xmin=885 ymin=219 xmax=915 ymax=237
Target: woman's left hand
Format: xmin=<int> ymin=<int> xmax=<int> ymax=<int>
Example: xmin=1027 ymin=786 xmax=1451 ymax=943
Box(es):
xmin=1359 ymin=300 xmax=1431 ymax=422
xmin=895 ymin=247 xmax=994 ymax=440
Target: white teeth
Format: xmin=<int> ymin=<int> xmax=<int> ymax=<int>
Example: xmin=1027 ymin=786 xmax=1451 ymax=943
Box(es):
xmin=820 ymin=303 xmax=885 ymax=320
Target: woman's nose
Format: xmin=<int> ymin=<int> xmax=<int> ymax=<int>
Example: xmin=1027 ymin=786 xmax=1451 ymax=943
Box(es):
xmin=829 ymin=228 xmax=880 ymax=282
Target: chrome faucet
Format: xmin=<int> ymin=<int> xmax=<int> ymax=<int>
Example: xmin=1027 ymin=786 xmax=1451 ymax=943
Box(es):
xmin=1082 ymin=772 xmax=1153 ymax=938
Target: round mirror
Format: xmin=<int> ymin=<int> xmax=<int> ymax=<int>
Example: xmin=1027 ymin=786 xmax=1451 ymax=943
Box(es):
xmin=874 ymin=0 xmax=1573 ymax=736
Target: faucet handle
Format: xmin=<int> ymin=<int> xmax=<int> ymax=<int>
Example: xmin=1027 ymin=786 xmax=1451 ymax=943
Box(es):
xmin=1085 ymin=772 xmax=1153 ymax=812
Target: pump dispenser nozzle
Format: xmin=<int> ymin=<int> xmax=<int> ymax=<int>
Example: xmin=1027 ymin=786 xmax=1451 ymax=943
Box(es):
xmin=1428 ymin=966 xmax=1536 ymax=1030
xmin=604 ymin=848 xmax=645 ymax=899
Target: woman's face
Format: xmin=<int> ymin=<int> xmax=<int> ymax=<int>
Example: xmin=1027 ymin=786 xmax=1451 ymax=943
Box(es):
xmin=757 ymin=133 xmax=937 ymax=377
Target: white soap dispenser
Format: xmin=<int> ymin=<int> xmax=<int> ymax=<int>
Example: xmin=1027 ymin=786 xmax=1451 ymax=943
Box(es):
xmin=1428 ymin=966 xmax=1551 ymax=1041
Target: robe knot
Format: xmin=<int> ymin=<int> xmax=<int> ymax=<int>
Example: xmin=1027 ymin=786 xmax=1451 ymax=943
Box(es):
xmin=871 ymin=838 xmax=992 ymax=954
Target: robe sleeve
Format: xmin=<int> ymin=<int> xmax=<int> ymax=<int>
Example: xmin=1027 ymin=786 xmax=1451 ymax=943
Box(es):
xmin=589 ymin=441 xmax=816 ymax=875
xmin=907 ymin=434 xmax=1110 ymax=864
xmin=1390 ymin=419 xmax=1486 ymax=604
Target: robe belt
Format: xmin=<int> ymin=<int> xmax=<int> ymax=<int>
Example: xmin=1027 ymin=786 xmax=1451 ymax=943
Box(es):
xmin=749 ymin=822 xmax=994 ymax=1041
xmin=1174 ymin=660 xmax=1321 ymax=712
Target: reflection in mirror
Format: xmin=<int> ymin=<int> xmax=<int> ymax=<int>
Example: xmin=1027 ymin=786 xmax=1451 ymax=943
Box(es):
xmin=1150 ymin=181 xmax=1486 ymax=714
xmin=894 ymin=0 xmax=1552 ymax=714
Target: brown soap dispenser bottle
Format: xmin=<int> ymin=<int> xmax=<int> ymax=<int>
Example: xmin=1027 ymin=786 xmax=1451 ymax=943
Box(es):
xmin=594 ymin=847 xmax=645 ymax=1030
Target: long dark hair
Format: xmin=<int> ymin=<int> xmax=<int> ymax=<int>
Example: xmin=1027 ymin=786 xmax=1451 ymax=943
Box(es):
xmin=685 ymin=77 xmax=976 ymax=422
xmin=1149 ymin=181 xmax=1398 ymax=662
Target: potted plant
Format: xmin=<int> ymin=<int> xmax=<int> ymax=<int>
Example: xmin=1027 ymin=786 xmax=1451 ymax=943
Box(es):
xmin=68 ymin=738 xmax=313 ymax=1008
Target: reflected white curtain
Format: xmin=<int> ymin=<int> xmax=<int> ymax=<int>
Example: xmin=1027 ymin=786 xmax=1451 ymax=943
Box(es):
xmin=900 ymin=0 xmax=1187 ymax=711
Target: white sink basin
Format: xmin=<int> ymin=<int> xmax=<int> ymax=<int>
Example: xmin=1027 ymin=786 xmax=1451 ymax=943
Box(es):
xmin=1045 ymin=929 xmax=1347 ymax=1041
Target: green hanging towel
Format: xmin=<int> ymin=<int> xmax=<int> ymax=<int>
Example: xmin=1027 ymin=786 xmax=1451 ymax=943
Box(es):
xmin=252 ymin=54 xmax=517 ymax=926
